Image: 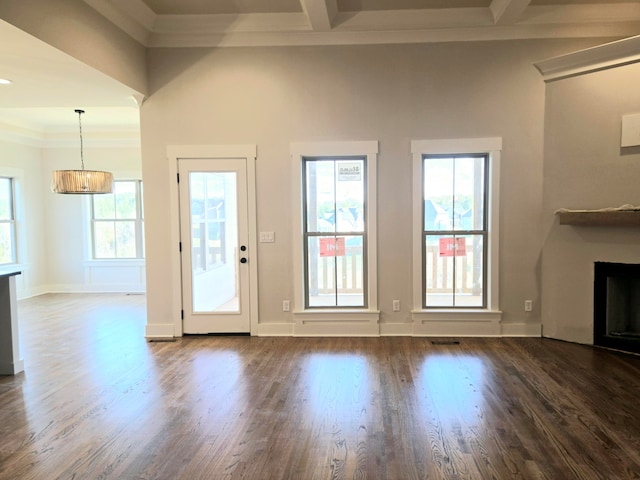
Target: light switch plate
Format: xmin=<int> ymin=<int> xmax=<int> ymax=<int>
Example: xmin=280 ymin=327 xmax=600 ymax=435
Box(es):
xmin=259 ymin=231 xmax=275 ymax=243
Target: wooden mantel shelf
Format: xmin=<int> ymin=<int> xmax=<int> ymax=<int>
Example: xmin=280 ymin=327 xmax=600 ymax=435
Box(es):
xmin=556 ymin=210 xmax=640 ymax=226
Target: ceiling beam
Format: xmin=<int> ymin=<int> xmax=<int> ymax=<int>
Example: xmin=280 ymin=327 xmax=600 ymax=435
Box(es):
xmin=299 ymin=0 xmax=338 ymax=31
xmin=490 ymin=0 xmax=531 ymax=25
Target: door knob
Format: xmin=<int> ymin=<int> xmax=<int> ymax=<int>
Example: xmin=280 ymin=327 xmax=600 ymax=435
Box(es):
xmin=240 ymin=258 xmax=247 ymax=264
xmin=240 ymin=245 xmax=247 ymax=252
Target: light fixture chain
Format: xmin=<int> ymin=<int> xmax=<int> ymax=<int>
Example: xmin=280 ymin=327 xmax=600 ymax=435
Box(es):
xmin=77 ymin=109 xmax=85 ymax=171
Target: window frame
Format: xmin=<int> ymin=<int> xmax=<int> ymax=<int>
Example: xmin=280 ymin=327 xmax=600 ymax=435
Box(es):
xmin=412 ymin=138 xmax=501 ymax=317
xmin=291 ymin=141 xmax=379 ymax=329
xmin=90 ymin=179 xmax=144 ymax=260
xmin=422 ymin=153 xmax=489 ymax=309
xmin=0 ymin=176 xmax=17 ymax=265
xmin=302 ymin=155 xmax=368 ymax=309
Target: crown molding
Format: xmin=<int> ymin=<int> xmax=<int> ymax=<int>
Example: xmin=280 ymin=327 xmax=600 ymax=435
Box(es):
xmin=147 ymin=23 xmax=640 ymax=48
xmin=0 ymin=122 xmax=140 ymax=149
xmin=82 ymin=1 xmax=640 ymax=48
xmin=534 ymin=34 xmax=640 ymax=82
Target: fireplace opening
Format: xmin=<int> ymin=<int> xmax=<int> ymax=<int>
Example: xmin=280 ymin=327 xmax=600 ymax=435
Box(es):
xmin=594 ymin=262 xmax=640 ymax=355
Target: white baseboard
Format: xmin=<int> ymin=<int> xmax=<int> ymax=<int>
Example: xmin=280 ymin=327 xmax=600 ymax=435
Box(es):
xmin=46 ymin=284 xmax=146 ymax=294
xmin=16 ymin=286 xmax=49 ymax=300
xmin=379 ymin=322 xmax=414 ymax=336
xmin=501 ymin=322 xmax=542 ymax=337
xmin=255 ymin=322 xmax=294 ymax=336
xmin=145 ymin=323 xmax=176 ymax=340
xmin=294 ymin=321 xmax=380 ymax=336
xmin=292 ymin=309 xmax=380 ymax=336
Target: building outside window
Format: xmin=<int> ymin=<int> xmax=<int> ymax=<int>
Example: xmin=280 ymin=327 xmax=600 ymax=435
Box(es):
xmin=412 ymin=138 xmax=501 ymax=318
xmin=422 ymin=154 xmax=487 ymax=308
xmin=291 ymin=141 xmax=379 ymax=333
xmin=303 ymin=157 xmax=367 ymax=308
xmin=0 ymin=177 xmax=16 ymax=264
xmin=91 ymin=180 xmax=144 ymax=259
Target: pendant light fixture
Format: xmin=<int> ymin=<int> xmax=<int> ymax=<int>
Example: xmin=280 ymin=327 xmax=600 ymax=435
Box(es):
xmin=51 ymin=109 xmax=114 ymax=194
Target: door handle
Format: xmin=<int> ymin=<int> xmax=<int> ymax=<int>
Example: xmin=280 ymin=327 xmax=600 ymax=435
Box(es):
xmin=240 ymin=258 xmax=247 ymax=264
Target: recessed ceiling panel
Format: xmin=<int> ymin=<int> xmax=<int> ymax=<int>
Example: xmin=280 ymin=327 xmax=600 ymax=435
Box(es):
xmin=337 ymin=0 xmax=491 ymax=11
xmin=141 ymin=0 xmax=303 ymax=15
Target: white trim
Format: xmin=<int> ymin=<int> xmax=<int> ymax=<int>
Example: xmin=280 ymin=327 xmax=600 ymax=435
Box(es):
xmin=290 ymin=141 xmax=379 ymax=334
xmin=46 ymin=283 xmax=146 ymax=294
xmin=534 ymin=34 xmax=640 ymax=82
xmin=160 ymin=144 xmax=258 ymax=338
xmin=293 ymin=309 xmax=380 ymax=337
xmin=412 ymin=309 xmax=503 ymax=336
xmin=88 ymin=0 xmax=640 ymax=48
xmin=501 ymin=321 xmax=542 ymax=337
xmin=411 ymin=137 xmax=502 ymax=334
xmin=255 ymin=322 xmax=294 ymax=336
xmin=145 ymin=323 xmax=176 ymax=341
xmin=379 ymin=322 xmax=414 ymax=336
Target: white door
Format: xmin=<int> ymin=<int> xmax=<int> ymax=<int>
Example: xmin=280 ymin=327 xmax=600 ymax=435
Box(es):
xmin=179 ymin=158 xmax=251 ymax=333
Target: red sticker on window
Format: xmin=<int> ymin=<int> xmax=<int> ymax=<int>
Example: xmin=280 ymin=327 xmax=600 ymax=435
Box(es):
xmin=439 ymin=237 xmax=466 ymax=257
xmin=320 ymin=237 xmax=346 ymax=257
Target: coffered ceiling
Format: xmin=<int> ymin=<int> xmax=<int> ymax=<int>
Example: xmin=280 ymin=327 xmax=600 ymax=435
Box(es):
xmin=86 ymin=0 xmax=640 ymax=47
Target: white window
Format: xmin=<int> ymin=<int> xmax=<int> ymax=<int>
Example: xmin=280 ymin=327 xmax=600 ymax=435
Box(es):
xmin=291 ymin=142 xmax=379 ymax=334
xmin=422 ymin=153 xmax=488 ymax=308
xmin=0 ymin=177 xmax=16 ymax=264
xmin=412 ymin=138 xmax=501 ymax=328
xmin=91 ymin=180 xmax=144 ymax=259
xmin=303 ymin=156 xmax=367 ymax=308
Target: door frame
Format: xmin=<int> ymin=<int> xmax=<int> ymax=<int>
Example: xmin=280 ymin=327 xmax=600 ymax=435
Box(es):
xmin=168 ymin=145 xmax=258 ymax=336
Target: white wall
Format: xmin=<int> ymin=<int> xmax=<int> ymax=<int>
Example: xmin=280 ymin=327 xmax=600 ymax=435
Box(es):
xmin=0 ymin=133 xmax=144 ymax=298
xmin=0 ymin=0 xmax=147 ymax=95
xmin=0 ymin=137 xmax=46 ymax=298
xmin=541 ymin=61 xmax=640 ymax=344
xmin=43 ymin=144 xmax=144 ymax=293
xmin=141 ymin=39 xmax=603 ymax=337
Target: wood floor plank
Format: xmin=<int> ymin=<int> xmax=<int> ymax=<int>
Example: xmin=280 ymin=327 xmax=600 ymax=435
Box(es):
xmin=2 ymin=294 xmax=640 ymax=479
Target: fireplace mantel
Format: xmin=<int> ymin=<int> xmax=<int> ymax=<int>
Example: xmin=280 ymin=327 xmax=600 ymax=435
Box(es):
xmin=556 ymin=209 xmax=640 ymax=226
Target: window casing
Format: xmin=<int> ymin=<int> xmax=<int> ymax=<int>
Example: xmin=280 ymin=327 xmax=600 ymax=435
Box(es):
xmin=422 ymin=154 xmax=488 ymax=308
xmin=412 ymin=138 xmax=501 ymax=315
xmin=91 ymin=180 xmax=144 ymax=259
xmin=0 ymin=177 xmax=16 ymax=265
xmin=303 ymin=156 xmax=367 ymax=308
xmin=291 ymin=141 xmax=378 ymax=321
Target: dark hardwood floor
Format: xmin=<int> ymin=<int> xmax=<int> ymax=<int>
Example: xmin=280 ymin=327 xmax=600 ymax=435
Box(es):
xmin=1 ymin=293 xmax=640 ymax=479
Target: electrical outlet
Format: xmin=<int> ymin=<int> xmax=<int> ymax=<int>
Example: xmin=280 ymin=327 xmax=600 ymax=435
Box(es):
xmin=392 ymin=299 xmax=400 ymax=312
xmin=283 ymin=300 xmax=290 ymax=312
xmin=524 ymin=300 xmax=533 ymax=312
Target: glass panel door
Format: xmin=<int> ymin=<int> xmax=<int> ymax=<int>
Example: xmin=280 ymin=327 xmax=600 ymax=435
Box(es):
xmin=179 ymin=158 xmax=250 ymax=333
xmin=189 ymin=171 xmax=239 ymax=313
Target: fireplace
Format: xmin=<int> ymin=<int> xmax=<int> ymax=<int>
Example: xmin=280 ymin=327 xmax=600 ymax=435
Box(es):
xmin=594 ymin=262 xmax=640 ymax=354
